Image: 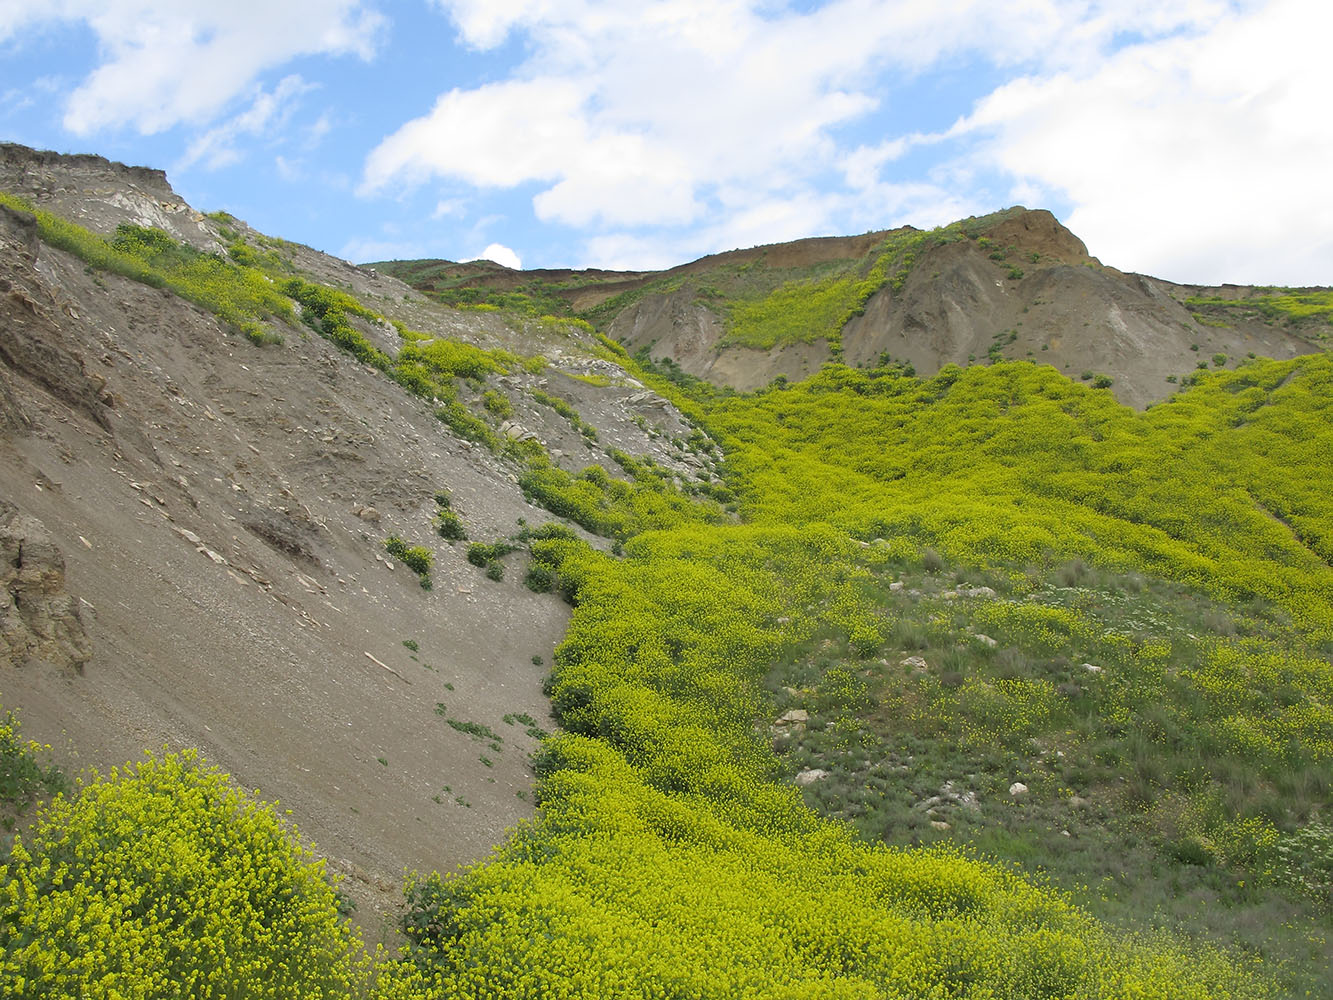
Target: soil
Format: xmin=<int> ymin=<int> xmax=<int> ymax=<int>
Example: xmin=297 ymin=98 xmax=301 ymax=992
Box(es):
xmin=0 ymin=146 xmax=713 ymax=943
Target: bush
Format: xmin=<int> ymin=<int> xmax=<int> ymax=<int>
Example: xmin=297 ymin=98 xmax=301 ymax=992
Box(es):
xmin=0 ymin=707 xmax=66 ymax=817
xmin=0 ymin=750 xmax=366 ymax=998
xmin=482 ymin=390 xmax=512 ymax=419
xmin=436 ymin=510 xmax=467 ymax=541
xmin=524 ymin=564 xmax=555 ymax=593
xmin=385 ymin=535 xmax=433 ymax=578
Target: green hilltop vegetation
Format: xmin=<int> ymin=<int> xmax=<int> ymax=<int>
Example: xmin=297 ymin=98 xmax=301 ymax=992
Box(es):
xmin=2 ymin=194 xmax=1331 ymax=998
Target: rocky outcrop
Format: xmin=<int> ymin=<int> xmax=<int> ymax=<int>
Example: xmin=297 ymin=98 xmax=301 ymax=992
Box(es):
xmin=0 ymin=204 xmax=114 ymax=431
xmin=0 ymin=502 xmax=91 ymax=669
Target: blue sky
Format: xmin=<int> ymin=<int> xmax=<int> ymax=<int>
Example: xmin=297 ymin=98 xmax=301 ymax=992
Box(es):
xmin=1 ymin=1 xmax=1328 ymax=284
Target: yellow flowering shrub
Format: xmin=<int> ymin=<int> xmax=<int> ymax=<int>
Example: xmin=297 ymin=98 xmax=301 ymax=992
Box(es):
xmin=0 ymin=750 xmax=369 ymax=999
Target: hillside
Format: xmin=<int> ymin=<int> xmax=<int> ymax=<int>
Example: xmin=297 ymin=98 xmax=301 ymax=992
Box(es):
xmin=377 ymin=208 xmax=1330 ymax=409
xmin=0 ymin=142 xmax=719 ymax=931
xmin=2 ymin=144 xmax=1331 ymax=999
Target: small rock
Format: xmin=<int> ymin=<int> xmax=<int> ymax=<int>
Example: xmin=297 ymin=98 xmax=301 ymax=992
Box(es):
xmin=1082 ymin=662 xmax=1103 ymax=674
xmin=900 ymin=655 xmax=928 ymax=671
xmin=960 ymin=586 xmax=997 ymax=599
xmin=1009 ymin=782 xmax=1029 ymax=797
xmin=775 ymin=709 xmax=809 ymax=725
xmin=888 ymin=581 xmax=905 ymax=592
xmin=931 ymin=820 xmax=951 ymax=831
xmin=972 ymin=633 xmax=998 ymax=648
xmin=794 ymin=768 xmax=828 ymax=787
xmin=356 ymin=506 xmax=381 ymax=523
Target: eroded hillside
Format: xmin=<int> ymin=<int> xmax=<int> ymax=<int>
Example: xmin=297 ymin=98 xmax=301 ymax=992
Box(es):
xmin=0 ymin=144 xmax=722 ymax=933
xmin=380 ymin=207 xmax=1330 ymax=409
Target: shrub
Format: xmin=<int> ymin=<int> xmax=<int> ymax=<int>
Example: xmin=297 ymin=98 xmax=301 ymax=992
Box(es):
xmin=436 ymin=510 xmax=467 ymax=541
xmin=482 ymin=390 xmax=512 ymax=419
xmin=0 ymin=750 xmax=366 ymax=998
xmin=385 ymin=535 xmax=433 ymax=578
xmin=525 ymin=564 xmax=555 ymax=593
xmin=0 ymin=707 xmax=66 ymax=817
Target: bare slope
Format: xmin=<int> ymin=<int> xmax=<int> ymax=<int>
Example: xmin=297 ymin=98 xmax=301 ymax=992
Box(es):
xmin=605 ymin=208 xmax=1326 ymax=407
xmin=0 ymin=145 xmax=708 ymax=937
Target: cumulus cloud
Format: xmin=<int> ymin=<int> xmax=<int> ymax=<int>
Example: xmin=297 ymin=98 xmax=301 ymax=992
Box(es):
xmin=467 ymin=243 xmax=522 ymax=269
xmin=367 ymin=0 xmax=1263 ymax=268
xmin=1 ymin=1 xmax=385 ymax=135
xmin=958 ymin=0 xmax=1333 ymax=283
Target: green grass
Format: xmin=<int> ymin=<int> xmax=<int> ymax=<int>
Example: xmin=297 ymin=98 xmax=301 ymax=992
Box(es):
xmin=758 ymin=553 xmax=1333 ymax=996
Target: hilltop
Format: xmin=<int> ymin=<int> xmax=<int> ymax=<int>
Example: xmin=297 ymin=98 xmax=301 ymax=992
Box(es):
xmin=375 ymin=207 xmax=1330 ymax=408
xmin=2 ymin=143 xmax=1331 ymax=999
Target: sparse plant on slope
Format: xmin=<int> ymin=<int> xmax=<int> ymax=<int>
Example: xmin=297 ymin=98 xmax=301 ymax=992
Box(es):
xmin=384 ymin=535 xmax=433 ymax=587
xmin=0 ymin=707 xmax=66 ymax=832
xmin=0 ymin=194 xmax=292 ymax=345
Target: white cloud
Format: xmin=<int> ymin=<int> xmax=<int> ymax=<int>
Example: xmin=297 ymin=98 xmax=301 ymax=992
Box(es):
xmin=1 ymin=1 xmax=384 ymax=135
xmin=369 ymin=0 xmax=1258 ymax=264
xmin=177 ymin=75 xmax=313 ymax=171
xmin=275 ymin=155 xmax=304 ymax=182
xmin=958 ymin=0 xmax=1333 ymax=284
xmin=432 ymin=199 xmax=466 ymax=219
xmin=467 ymin=243 xmax=522 ymax=269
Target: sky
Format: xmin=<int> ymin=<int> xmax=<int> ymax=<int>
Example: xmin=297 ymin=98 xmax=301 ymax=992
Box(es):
xmin=0 ymin=0 xmax=1328 ymax=284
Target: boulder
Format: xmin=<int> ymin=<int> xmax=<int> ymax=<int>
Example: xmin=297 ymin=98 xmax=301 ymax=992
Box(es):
xmin=0 ymin=502 xmax=91 ymax=669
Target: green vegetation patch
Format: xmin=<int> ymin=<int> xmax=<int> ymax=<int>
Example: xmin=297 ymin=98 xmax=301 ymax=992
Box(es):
xmin=0 ymin=707 xmax=66 ymax=835
xmin=0 ymin=193 xmax=292 ymax=345
xmin=1186 ymin=288 xmax=1333 ymax=324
